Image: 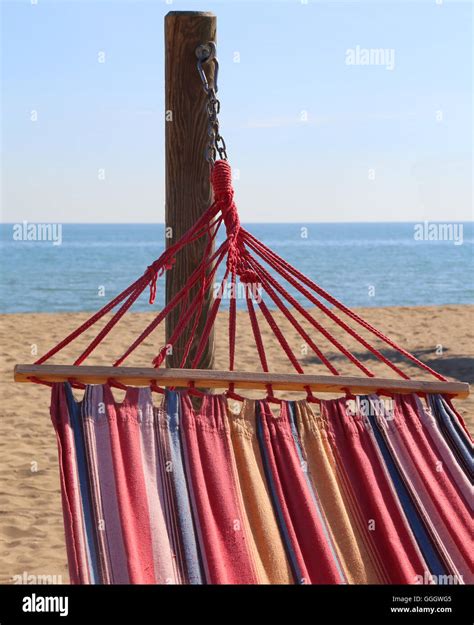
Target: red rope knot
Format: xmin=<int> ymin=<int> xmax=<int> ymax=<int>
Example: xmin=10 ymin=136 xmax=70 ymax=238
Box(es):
xmin=234 ymin=250 xmax=260 ymax=285
xmin=211 ymin=160 xmax=240 ymax=237
xmin=152 ymin=349 xmax=166 ymax=368
xmin=239 ymin=268 xmax=259 ymax=284
xmin=146 ymin=257 xmax=175 ymax=304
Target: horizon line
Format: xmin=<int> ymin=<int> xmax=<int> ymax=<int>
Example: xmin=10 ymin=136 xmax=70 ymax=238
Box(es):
xmin=1 ymin=220 xmax=473 ymax=226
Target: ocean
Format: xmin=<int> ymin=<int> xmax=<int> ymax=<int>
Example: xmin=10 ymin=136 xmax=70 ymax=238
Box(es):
xmin=0 ymin=222 xmax=472 ymax=314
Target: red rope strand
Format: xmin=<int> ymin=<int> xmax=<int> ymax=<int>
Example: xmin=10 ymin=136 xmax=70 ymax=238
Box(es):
xmin=243 ymin=228 xmax=445 ymax=381
xmin=114 ymin=242 xmax=228 ymax=367
xmin=254 ymin=297 xmax=304 ymax=374
xmin=34 ymin=277 xmax=145 ymax=364
xmin=178 ymin=224 xmax=218 ymax=368
xmin=245 ymin=255 xmax=340 ymax=375
xmin=152 ymin=244 xmax=227 ymax=367
xmin=245 ymin=252 xmax=373 ymax=376
xmin=245 ymin=287 xmax=269 ymax=374
xmin=191 ymin=267 xmax=230 ymax=369
xmin=32 ymin=158 xmax=447 ymax=392
xmin=228 ymin=270 xmax=237 ymax=373
xmin=243 ymin=230 xmax=412 ymax=380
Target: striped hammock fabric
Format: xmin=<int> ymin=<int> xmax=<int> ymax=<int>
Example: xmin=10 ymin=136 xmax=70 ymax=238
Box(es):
xmin=50 ymin=384 xmax=473 ymax=585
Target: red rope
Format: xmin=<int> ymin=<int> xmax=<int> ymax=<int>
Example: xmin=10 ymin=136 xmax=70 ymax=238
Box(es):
xmin=152 ymin=296 xmax=202 ymax=368
xmin=245 ymin=284 xmax=276 ymax=397
xmin=150 ymin=380 xmax=165 ymax=395
xmin=227 ymin=270 xmax=238 ymax=395
xmin=153 ymin=245 xmax=228 ymax=368
xmin=245 ymin=252 xmax=373 ymax=377
xmin=36 ymin=207 xmax=223 ymax=365
xmin=212 ymin=162 xmax=240 ymax=239
xmin=255 ymin=296 xmax=304 ymax=374
xmin=228 ymin=270 xmax=237 ymax=372
xmin=245 ymin=286 xmax=269 ymax=373
xmin=187 ymin=380 xmax=206 ymax=397
xmin=113 ymin=241 xmax=228 ymax=366
xmin=245 ymin=255 xmax=341 ymax=376
xmin=35 ymin=277 xmax=146 ymax=364
xmin=152 ymin=245 xmax=228 ymax=368
xmin=178 ymin=224 xmax=217 ymax=368
xmin=74 ymin=282 xmax=146 ymax=365
xmin=177 ymin=218 xmax=223 ymax=366
xmin=178 ymin=287 xmax=206 ymax=368
xmin=243 ymin=230 xmax=411 ymax=379
xmin=191 ymin=267 xmax=230 ymax=369
xmin=243 ymin=228 xmax=445 ymax=381
xmin=32 ymin=158 xmax=447 ymax=392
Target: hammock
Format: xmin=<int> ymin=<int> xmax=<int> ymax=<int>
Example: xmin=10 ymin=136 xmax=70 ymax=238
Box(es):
xmin=13 ymin=158 xmax=470 ymax=399
xmin=14 ymin=36 xmax=472 ymax=586
xmin=51 ymin=385 xmax=471 ymax=585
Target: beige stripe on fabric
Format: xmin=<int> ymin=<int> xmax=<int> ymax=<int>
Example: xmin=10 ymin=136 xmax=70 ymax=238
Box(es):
xmin=228 ymin=399 xmax=294 ymax=584
xmin=294 ymin=400 xmax=380 ymax=584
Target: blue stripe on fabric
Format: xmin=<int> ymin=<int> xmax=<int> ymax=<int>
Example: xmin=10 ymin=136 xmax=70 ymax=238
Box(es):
xmin=431 ymin=395 xmax=470 ymax=453
xmin=286 ymin=402 xmax=347 ymax=584
xmin=255 ymin=401 xmax=301 ymax=584
xmin=365 ymin=403 xmax=447 ymax=579
xmin=64 ymin=383 xmax=100 ymax=584
xmin=441 ymin=399 xmax=471 ymax=447
xmin=166 ymin=390 xmax=204 ymax=585
xmin=429 ymin=395 xmax=473 ymax=477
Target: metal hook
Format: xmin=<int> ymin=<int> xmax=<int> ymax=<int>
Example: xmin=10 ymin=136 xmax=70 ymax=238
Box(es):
xmin=195 ymin=41 xmax=216 ymax=63
xmin=195 ymin=41 xmax=226 ymax=166
xmin=195 ymin=41 xmax=219 ymax=94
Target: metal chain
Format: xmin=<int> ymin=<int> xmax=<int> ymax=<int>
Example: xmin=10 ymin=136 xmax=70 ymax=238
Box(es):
xmin=195 ymin=42 xmax=228 ymax=166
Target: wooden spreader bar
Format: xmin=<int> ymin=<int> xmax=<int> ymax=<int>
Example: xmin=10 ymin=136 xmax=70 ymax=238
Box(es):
xmin=13 ymin=365 xmax=470 ymax=398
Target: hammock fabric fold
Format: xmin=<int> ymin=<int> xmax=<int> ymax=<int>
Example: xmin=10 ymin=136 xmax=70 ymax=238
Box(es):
xmin=50 ymin=384 xmax=473 ymax=585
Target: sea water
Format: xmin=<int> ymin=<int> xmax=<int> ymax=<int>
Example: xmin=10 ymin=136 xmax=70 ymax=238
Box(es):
xmin=0 ymin=222 xmax=472 ymax=313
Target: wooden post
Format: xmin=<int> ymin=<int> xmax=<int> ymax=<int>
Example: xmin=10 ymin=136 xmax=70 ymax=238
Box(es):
xmin=164 ymin=11 xmax=216 ymax=370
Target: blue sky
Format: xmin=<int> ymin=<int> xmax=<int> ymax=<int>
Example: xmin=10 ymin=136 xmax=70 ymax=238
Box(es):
xmin=1 ymin=0 xmax=472 ymax=223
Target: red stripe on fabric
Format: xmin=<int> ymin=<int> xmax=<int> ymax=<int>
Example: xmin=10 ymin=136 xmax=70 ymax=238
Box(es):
xmin=84 ymin=386 xmax=130 ymax=584
xmin=103 ymin=387 xmax=156 ymax=583
xmin=258 ymin=401 xmax=342 ymax=584
xmin=412 ymin=397 xmax=471 ymax=505
xmin=50 ymin=384 xmax=90 ymax=584
xmin=180 ymin=393 xmax=258 ymax=584
xmin=395 ymin=395 xmax=472 ymax=579
xmin=330 ymin=443 xmax=388 ymax=583
xmin=324 ymin=398 xmax=427 ymax=584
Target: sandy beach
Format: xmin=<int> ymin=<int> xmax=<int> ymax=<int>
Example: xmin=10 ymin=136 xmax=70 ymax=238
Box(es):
xmin=0 ymin=305 xmax=472 ymax=584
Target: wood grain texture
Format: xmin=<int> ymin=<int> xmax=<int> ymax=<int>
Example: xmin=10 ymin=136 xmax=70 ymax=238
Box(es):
xmin=165 ymin=12 xmax=217 ymax=369
xmin=14 ymin=365 xmax=470 ymax=398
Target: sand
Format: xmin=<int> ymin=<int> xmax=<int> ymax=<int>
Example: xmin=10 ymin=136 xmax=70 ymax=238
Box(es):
xmin=0 ymin=305 xmax=472 ymax=584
